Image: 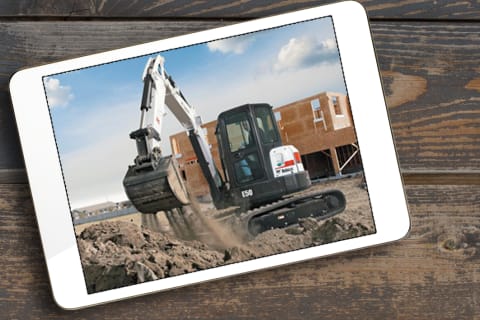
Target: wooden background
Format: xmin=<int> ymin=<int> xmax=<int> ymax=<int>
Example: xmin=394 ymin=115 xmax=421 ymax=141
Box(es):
xmin=1 ymin=0 xmax=479 ymax=318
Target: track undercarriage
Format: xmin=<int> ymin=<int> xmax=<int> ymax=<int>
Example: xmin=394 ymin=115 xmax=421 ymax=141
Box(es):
xmin=125 ymin=168 xmax=346 ymax=241
xmin=143 ymin=189 xmax=346 ymax=242
xmin=239 ymin=189 xmax=346 ymax=236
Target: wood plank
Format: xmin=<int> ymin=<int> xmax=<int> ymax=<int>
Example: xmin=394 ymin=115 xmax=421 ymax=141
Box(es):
xmin=0 ymin=183 xmax=478 ymax=318
xmin=0 ymin=0 xmax=479 ymax=20
xmin=0 ymin=169 xmax=27 ymax=184
xmin=0 ymin=21 xmax=479 ymax=172
xmin=402 ymin=171 xmax=480 ymax=185
xmin=373 ymin=22 xmax=480 ymax=171
xmin=0 ymin=98 xmax=23 ymax=169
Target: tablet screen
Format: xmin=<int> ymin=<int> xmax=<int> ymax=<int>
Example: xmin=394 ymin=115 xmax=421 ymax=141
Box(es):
xmin=43 ymin=16 xmax=375 ymax=294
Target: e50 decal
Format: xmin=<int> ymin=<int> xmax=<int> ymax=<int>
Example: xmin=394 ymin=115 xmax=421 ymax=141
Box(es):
xmin=241 ymin=189 xmax=253 ymax=198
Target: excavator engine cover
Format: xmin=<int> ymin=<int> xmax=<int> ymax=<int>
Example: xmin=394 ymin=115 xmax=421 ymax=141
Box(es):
xmin=123 ymin=156 xmax=189 ymax=213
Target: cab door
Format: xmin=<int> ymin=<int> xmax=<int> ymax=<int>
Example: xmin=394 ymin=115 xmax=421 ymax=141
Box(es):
xmin=222 ymin=111 xmax=266 ymax=187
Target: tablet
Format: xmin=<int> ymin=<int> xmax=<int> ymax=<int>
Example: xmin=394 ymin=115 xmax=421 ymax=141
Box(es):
xmin=9 ymin=1 xmax=409 ymax=309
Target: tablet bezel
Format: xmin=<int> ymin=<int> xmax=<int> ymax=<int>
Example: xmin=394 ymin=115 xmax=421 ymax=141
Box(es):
xmin=9 ymin=1 xmax=410 ymax=309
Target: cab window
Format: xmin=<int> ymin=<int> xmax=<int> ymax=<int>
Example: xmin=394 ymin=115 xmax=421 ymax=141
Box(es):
xmin=254 ymin=106 xmax=278 ymax=144
xmin=225 ymin=112 xmax=254 ymax=152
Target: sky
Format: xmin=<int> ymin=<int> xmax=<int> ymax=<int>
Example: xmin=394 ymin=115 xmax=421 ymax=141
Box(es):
xmin=45 ymin=17 xmax=347 ymax=209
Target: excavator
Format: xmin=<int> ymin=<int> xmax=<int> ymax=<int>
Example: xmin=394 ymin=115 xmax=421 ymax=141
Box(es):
xmin=123 ymin=55 xmax=346 ymax=236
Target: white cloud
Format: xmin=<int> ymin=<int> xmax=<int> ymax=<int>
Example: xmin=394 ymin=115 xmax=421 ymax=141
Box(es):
xmin=274 ymin=36 xmax=338 ymax=72
xmin=44 ymin=77 xmax=74 ymax=108
xmin=207 ymin=36 xmax=255 ymax=54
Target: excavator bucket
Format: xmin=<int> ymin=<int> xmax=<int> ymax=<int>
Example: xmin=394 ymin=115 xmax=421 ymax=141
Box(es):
xmin=123 ymin=156 xmax=190 ymax=214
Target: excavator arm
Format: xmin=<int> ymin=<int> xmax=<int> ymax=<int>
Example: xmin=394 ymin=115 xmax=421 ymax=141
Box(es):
xmin=124 ymin=55 xmax=224 ymax=213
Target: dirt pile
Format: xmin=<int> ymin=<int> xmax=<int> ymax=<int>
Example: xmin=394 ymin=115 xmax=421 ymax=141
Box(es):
xmin=77 ymin=176 xmax=375 ymax=293
xmin=223 ymin=217 xmax=372 ymax=263
xmin=78 ymin=217 xmax=372 ymax=292
xmin=309 ymin=217 xmax=371 ymax=244
xmin=78 ymin=221 xmax=224 ymax=293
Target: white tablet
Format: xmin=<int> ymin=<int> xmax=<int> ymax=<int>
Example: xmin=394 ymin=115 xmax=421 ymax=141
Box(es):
xmin=9 ymin=1 xmax=409 ymax=309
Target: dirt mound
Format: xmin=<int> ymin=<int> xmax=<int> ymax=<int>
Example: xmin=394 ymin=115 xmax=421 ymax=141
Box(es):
xmin=79 ymin=217 xmax=372 ymax=293
xmin=77 ymin=177 xmax=375 ymax=293
xmin=78 ymin=221 xmax=224 ymax=293
xmin=223 ymin=217 xmax=372 ymax=263
xmin=310 ymin=217 xmax=371 ymax=244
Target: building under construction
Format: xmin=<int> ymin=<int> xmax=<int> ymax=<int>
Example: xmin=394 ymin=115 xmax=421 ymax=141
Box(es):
xmin=170 ymin=92 xmax=363 ymax=198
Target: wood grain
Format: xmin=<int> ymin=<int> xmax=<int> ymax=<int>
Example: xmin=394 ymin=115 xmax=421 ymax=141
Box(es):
xmin=0 ymin=183 xmax=478 ymax=318
xmin=402 ymin=171 xmax=480 ymax=185
xmin=0 ymin=0 xmax=479 ymax=20
xmin=0 ymin=21 xmax=479 ymax=176
xmin=374 ymin=22 xmax=480 ymax=171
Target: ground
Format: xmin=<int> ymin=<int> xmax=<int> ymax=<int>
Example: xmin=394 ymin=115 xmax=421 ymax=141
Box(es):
xmin=77 ymin=175 xmax=375 ymax=293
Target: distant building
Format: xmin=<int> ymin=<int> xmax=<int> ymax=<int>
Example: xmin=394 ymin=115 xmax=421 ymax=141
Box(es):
xmin=169 ymin=92 xmax=362 ymax=198
xmin=71 ymin=200 xmax=131 ymax=220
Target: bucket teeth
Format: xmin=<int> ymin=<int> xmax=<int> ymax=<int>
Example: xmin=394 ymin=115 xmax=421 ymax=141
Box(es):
xmin=123 ymin=156 xmax=189 ymax=214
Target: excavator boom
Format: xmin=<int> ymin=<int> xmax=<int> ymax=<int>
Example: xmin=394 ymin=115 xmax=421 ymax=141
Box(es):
xmin=123 ymin=55 xmax=224 ymax=213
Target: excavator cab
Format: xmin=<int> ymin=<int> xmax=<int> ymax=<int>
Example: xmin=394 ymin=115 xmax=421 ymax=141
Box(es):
xmin=216 ymin=104 xmax=311 ymax=210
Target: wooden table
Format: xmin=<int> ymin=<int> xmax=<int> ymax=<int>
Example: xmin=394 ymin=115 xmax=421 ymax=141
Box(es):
xmin=1 ymin=1 xmax=479 ymax=318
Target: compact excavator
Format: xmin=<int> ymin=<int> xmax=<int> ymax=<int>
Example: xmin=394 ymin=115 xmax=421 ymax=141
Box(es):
xmin=123 ymin=55 xmax=346 ymax=236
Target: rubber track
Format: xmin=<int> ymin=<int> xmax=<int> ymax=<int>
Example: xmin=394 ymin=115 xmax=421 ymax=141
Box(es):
xmin=238 ymin=189 xmax=346 ymax=235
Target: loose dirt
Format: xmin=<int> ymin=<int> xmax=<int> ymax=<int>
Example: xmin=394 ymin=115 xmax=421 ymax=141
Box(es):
xmin=78 ymin=176 xmax=375 ymax=293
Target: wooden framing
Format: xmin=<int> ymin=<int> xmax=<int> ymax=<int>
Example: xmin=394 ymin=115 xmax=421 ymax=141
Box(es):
xmin=169 ymin=92 xmax=362 ymax=197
